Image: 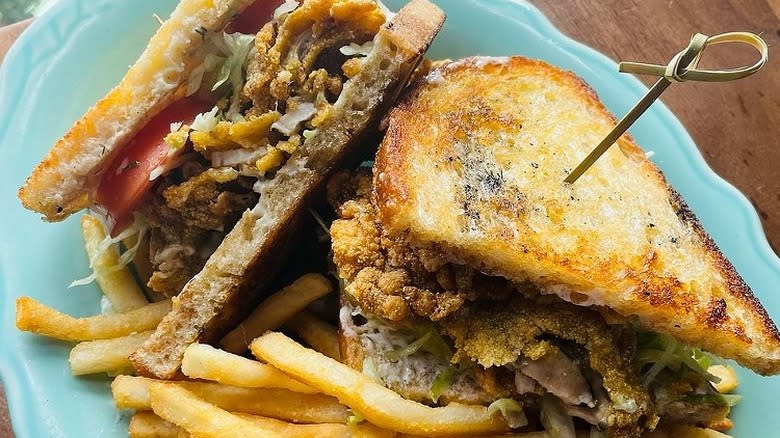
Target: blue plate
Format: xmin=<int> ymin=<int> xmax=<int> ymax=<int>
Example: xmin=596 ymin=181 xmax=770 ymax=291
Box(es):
xmin=1 ymin=0 xmax=778 ymax=436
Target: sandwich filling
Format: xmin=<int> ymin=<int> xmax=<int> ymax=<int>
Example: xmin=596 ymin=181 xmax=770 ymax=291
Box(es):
xmin=91 ymin=0 xmax=391 ymax=296
xmin=329 ymin=171 xmax=736 ymax=438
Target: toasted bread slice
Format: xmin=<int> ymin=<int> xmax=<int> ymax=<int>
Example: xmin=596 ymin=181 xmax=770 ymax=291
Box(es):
xmin=374 ymin=56 xmax=780 ymax=375
xmin=18 ymin=0 xmax=260 ymax=221
xmin=130 ymin=0 xmax=445 ymax=379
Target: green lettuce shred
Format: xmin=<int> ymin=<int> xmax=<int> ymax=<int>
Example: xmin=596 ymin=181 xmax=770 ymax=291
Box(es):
xmin=346 ymin=410 xmax=365 ymax=426
xmin=487 ymin=398 xmax=528 ymax=429
xmin=69 ymin=214 xmax=148 ymax=288
xmin=384 ymin=331 xmax=432 ymax=362
xmin=213 ymin=32 xmax=255 ymax=121
xmin=636 ymin=331 xmax=721 ymax=385
xmin=421 ymin=325 xmax=454 ymax=360
xmin=430 ymin=366 xmax=458 ymax=403
xmin=191 ymin=106 xmax=221 ymax=132
xmin=384 ymin=323 xmax=453 ymax=362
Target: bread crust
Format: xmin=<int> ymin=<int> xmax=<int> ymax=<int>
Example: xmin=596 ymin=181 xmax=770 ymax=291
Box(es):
xmin=130 ymin=0 xmax=445 ymax=379
xmin=18 ymin=0 xmax=257 ymax=221
xmin=375 ymin=56 xmax=780 ymax=375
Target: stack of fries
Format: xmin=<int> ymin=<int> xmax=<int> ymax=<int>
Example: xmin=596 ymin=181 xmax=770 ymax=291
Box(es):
xmin=15 ymin=214 xmax=732 ymax=438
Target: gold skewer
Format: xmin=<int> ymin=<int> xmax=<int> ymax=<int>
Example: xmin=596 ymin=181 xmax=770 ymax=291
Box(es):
xmin=564 ymin=32 xmax=768 ymax=184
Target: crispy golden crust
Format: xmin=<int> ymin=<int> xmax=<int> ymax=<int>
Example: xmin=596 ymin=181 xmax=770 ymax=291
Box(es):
xmin=375 ymin=56 xmax=780 ymax=375
xmin=442 ymin=297 xmax=657 ymax=436
xmin=18 ymin=0 xmax=258 ymax=221
xmin=328 ymin=171 xmax=518 ymax=323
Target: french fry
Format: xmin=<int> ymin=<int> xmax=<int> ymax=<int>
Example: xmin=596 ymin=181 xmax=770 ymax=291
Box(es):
xmin=112 ymin=375 xmax=348 ymax=423
xmin=149 ymin=383 xmax=393 ymax=438
xmin=250 ymin=332 xmax=509 ymax=436
xmin=16 ymin=297 xmax=170 ymax=341
xmin=81 ymin=214 xmax=148 ymax=312
xmin=285 ymin=310 xmax=341 ymax=360
xmin=125 ymin=391 xmax=563 ymax=438
xmin=149 ymin=383 xmax=285 ymax=438
xmin=69 ymin=331 xmax=152 ymax=375
xmin=221 ymin=273 xmax=332 ymax=353
xmin=112 ymin=376 xmax=150 ymax=409
xmin=181 ymin=343 xmax=316 ymax=393
xmin=234 ymin=412 xmax=397 ymax=438
xmin=128 ymin=412 xmax=180 ymax=438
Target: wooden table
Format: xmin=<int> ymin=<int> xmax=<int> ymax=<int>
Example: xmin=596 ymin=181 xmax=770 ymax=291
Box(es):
xmin=0 ymin=1 xmax=777 ymax=436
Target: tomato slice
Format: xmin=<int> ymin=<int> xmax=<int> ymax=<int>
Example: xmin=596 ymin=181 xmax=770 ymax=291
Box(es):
xmin=97 ymin=97 xmax=212 ymax=234
xmin=227 ymin=0 xmax=283 ymax=34
xmin=97 ymin=1 xmax=283 ymax=234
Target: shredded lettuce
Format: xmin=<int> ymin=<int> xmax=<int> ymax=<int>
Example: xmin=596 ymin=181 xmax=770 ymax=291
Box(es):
xmin=384 ymin=330 xmax=431 ymax=362
xmin=186 ymin=53 xmax=224 ymax=96
xmin=678 ymin=393 xmax=741 ymax=409
xmin=213 ymin=32 xmax=255 ymax=121
xmin=70 ymin=215 xmax=148 ymax=288
xmin=187 ymin=32 xmax=254 ymax=122
xmin=273 ymin=0 xmax=299 ymax=20
xmin=346 ymin=410 xmax=365 ymax=426
xmin=191 ymin=106 xmax=221 ymax=132
xmin=680 ymin=394 xmax=730 ymax=408
xmin=487 ymin=398 xmax=528 ymax=429
xmin=430 ymin=365 xmax=458 ymax=403
xmin=540 ymin=394 xmax=575 ymax=438
xmin=636 ymin=331 xmax=721 ymax=385
xmin=383 ymin=323 xmax=453 ymax=362
xmin=419 ymin=323 xmax=454 ymax=360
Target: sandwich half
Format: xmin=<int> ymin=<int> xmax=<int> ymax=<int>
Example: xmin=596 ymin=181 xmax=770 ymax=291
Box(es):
xmin=373 ymin=56 xmax=780 ymax=375
xmin=330 ymin=171 xmax=737 ymax=437
xmin=327 ymin=57 xmax=778 ymax=437
xmin=132 ymin=0 xmax=445 ymax=378
xmin=18 ymin=0 xmax=445 ymax=378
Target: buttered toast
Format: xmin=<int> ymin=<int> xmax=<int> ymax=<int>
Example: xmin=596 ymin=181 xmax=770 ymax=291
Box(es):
xmin=374 ymin=56 xmax=780 ymax=375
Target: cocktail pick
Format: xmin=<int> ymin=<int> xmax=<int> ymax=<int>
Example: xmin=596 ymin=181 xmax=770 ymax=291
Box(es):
xmin=564 ymin=32 xmax=768 ymax=184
